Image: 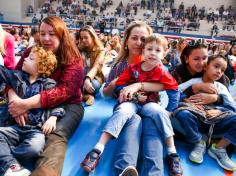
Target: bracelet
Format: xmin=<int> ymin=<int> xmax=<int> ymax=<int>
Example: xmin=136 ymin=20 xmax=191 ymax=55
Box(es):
xmin=84 ymin=76 xmax=92 ymax=82
xmin=140 ymin=82 xmax=144 ymax=91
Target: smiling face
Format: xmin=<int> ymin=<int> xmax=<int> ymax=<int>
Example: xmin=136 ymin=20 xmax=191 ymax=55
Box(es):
xmin=204 ymin=57 xmax=227 ymax=82
xmin=39 ymin=22 xmax=60 ymax=53
xmin=186 ymin=47 xmax=208 ymax=75
xmin=143 ymin=41 xmax=166 ymax=66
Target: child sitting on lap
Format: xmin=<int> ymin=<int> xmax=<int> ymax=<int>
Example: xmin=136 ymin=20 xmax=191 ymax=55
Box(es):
xmin=81 ymin=34 xmax=183 ymax=176
xmin=0 ymin=46 xmax=65 ymax=176
xmin=175 ymin=55 xmax=236 ymax=171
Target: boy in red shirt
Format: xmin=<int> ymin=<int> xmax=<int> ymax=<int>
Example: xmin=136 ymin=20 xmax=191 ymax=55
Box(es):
xmin=81 ymin=34 xmax=182 ymax=176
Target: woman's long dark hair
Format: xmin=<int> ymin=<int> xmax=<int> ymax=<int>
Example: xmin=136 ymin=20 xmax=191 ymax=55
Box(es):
xmin=180 ymin=39 xmax=208 ymax=67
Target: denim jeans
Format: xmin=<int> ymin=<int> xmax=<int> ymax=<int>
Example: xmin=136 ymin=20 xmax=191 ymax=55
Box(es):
xmin=113 ymin=114 xmax=142 ymax=176
xmin=175 ymin=110 xmax=236 ymax=145
xmin=104 ymin=102 xmax=174 ymax=140
xmin=35 ymin=104 xmax=84 ymax=174
xmin=112 ymin=102 xmax=170 ymax=176
xmin=165 ymin=90 xmax=180 ymax=112
xmin=0 ymin=125 xmax=45 ymax=174
xmin=139 ymin=103 xmax=171 ymax=176
xmin=140 ymin=117 xmax=164 ymax=176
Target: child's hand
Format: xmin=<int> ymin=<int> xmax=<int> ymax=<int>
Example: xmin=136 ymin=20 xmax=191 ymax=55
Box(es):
xmin=119 ymin=83 xmax=141 ymax=103
xmin=206 ymin=109 xmax=221 ymax=118
xmin=187 ymin=93 xmax=218 ymax=105
xmin=42 ymin=116 xmax=57 ymax=135
xmin=137 ymin=92 xmax=148 ymax=104
xmin=194 ymin=104 xmax=205 ymax=111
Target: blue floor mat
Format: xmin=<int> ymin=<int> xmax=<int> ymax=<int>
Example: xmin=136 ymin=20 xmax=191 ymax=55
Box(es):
xmin=62 ymin=95 xmax=236 ymax=176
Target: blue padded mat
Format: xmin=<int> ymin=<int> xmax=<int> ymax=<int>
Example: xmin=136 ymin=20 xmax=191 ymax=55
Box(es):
xmin=62 ymin=94 xmax=236 ymax=176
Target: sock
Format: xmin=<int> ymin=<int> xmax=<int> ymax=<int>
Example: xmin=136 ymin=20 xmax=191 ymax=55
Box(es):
xmin=167 ymin=146 xmax=177 ymax=155
xmin=94 ymin=143 xmax=105 ymax=154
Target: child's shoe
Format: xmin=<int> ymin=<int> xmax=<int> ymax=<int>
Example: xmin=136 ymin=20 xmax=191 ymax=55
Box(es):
xmin=80 ymin=149 xmax=101 ymax=173
xmin=189 ymin=141 xmax=206 ymax=164
xmin=166 ymin=153 xmax=183 ymax=176
xmin=4 ymin=164 xmax=31 ymax=176
xmin=208 ymin=144 xmax=236 ymax=171
xmin=83 ymin=94 xmax=95 ymax=106
xmin=119 ymin=165 xmax=138 ymax=176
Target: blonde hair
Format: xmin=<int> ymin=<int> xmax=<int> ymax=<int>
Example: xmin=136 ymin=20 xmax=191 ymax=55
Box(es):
xmin=114 ymin=21 xmax=153 ymax=65
xmin=78 ymin=25 xmax=104 ymax=51
xmin=144 ymin=34 xmax=168 ymax=51
xmin=0 ymin=24 xmax=6 ymax=55
xmin=32 ymin=46 xmax=57 ymax=77
xmin=177 ymin=37 xmax=187 ymax=53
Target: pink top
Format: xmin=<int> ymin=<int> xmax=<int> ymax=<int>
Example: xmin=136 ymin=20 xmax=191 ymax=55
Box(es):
xmin=3 ymin=33 xmax=15 ymax=69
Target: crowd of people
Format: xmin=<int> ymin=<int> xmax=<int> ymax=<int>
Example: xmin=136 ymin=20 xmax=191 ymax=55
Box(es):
xmin=0 ymin=13 xmax=236 ymax=176
xmin=26 ymin=0 xmax=236 ymax=36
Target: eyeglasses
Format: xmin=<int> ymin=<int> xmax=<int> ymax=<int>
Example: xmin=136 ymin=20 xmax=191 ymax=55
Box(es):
xmin=187 ymin=39 xmax=207 ymax=47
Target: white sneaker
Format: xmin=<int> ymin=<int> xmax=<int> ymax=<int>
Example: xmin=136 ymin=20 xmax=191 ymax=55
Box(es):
xmin=119 ymin=165 xmax=138 ymax=176
xmin=4 ymin=164 xmax=31 ymax=176
xmin=208 ymin=144 xmax=236 ymax=171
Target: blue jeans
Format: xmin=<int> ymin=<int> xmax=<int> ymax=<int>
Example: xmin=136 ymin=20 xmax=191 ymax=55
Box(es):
xmin=112 ymin=102 xmax=169 ymax=176
xmin=140 ymin=117 xmax=164 ymax=176
xmin=113 ymin=114 xmax=142 ymax=176
xmin=165 ymin=90 xmax=180 ymax=112
xmin=104 ymin=102 xmax=174 ymax=139
xmin=0 ymin=125 xmax=45 ymax=174
xmin=175 ymin=110 xmax=236 ymax=145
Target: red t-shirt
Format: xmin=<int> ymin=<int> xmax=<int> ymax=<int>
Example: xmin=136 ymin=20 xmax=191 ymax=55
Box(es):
xmin=116 ymin=61 xmax=178 ymax=102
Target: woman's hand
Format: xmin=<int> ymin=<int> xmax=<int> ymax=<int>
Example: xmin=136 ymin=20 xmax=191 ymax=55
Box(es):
xmin=187 ymin=93 xmax=218 ymax=105
xmin=83 ymin=78 xmax=95 ymax=94
xmin=119 ymin=83 xmax=141 ymax=103
xmin=102 ymin=78 xmax=119 ymax=97
xmin=192 ymin=83 xmax=218 ymax=94
xmin=8 ymin=96 xmax=29 ymax=117
xmin=42 ymin=116 xmax=57 ymax=135
xmin=14 ymin=113 xmax=29 ymax=126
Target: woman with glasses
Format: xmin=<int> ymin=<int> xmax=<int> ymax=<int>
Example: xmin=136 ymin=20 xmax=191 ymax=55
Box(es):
xmin=171 ymin=39 xmax=236 ymax=171
xmin=78 ymin=25 xmax=105 ymax=105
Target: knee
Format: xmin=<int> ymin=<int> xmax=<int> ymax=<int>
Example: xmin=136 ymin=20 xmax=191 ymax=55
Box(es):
xmin=142 ymin=103 xmax=167 ymax=117
xmin=126 ymin=114 xmax=142 ymax=129
xmin=27 ymin=136 xmax=45 ymax=158
xmin=115 ymin=102 xmax=136 ymax=114
xmin=175 ymin=110 xmax=190 ymax=120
